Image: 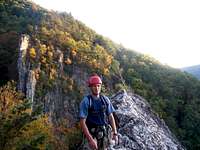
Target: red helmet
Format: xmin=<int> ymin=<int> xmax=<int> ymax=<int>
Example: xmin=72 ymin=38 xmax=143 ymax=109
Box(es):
xmin=88 ymin=75 xmax=102 ymax=86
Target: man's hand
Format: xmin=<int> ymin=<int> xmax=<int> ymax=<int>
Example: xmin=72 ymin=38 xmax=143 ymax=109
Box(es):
xmin=80 ymin=119 xmax=98 ymax=149
xmin=112 ymin=132 xmax=119 ymax=145
xmin=88 ymin=138 xmax=98 ymax=150
xmin=109 ymin=114 xmax=118 ymax=145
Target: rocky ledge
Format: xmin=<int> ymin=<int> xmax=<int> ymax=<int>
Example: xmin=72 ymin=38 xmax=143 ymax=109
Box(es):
xmin=109 ymin=90 xmax=185 ymax=150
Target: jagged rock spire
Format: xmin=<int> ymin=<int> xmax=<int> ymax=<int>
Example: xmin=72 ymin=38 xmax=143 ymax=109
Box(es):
xmin=17 ymin=34 xmax=29 ymax=93
xmin=17 ymin=34 xmax=37 ymax=104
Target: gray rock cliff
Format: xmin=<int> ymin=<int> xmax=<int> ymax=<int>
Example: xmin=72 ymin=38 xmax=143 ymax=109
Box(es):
xmin=17 ymin=35 xmax=38 ymax=104
xmin=17 ymin=34 xmax=30 ymax=93
xmin=109 ymin=90 xmax=184 ymax=150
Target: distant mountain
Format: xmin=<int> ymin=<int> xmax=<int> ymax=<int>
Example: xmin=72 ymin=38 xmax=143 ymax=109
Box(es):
xmin=182 ymin=65 xmax=200 ymax=80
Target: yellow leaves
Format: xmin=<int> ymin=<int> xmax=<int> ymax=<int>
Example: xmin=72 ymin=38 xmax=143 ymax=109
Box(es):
xmin=0 ymin=82 xmax=23 ymax=116
xmin=29 ymin=44 xmax=53 ymax=64
xmin=64 ymin=58 xmax=72 ymax=65
xmin=37 ymin=44 xmax=55 ymax=66
xmin=0 ymin=82 xmax=54 ymax=149
xmin=66 ymin=37 xmax=76 ymax=48
xmin=22 ymin=115 xmax=53 ymax=137
xmin=62 ymin=38 xmax=113 ymax=75
xmin=29 ymin=47 xmax=36 ymax=59
xmin=77 ymin=40 xmax=90 ymax=50
xmin=105 ymin=55 xmax=113 ymax=65
xmin=17 ymin=115 xmax=54 ymax=150
xmin=90 ymin=59 xmax=99 ymax=68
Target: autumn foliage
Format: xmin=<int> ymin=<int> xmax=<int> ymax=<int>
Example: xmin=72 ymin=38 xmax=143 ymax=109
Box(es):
xmin=0 ymin=82 xmax=54 ymax=150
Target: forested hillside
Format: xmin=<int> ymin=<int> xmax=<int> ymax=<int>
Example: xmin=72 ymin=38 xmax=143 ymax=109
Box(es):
xmin=1 ymin=0 xmax=200 ymax=149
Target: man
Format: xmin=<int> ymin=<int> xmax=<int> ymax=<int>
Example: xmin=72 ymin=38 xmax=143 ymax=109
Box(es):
xmin=79 ymin=74 xmax=118 ymax=150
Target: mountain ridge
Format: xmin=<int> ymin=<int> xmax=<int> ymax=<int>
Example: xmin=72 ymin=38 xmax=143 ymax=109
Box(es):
xmin=181 ymin=64 xmax=200 ymax=80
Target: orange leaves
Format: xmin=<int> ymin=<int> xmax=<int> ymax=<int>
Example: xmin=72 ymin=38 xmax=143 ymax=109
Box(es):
xmin=64 ymin=58 xmax=72 ymax=65
xmin=71 ymin=48 xmax=77 ymax=56
xmin=0 ymin=82 xmax=23 ymax=115
xmin=103 ymin=68 xmax=109 ymax=75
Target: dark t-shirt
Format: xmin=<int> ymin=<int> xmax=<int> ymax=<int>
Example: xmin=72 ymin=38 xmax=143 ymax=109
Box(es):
xmin=79 ymin=95 xmax=115 ymax=126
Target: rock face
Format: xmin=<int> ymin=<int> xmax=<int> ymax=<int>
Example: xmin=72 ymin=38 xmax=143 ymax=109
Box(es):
xmin=16 ymin=35 xmax=83 ymax=126
xmin=17 ymin=34 xmax=37 ymax=103
xmin=26 ymin=70 xmax=37 ymax=104
xmin=43 ymin=85 xmax=80 ymax=127
xmin=109 ymin=90 xmax=185 ymax=150
xmin=17 ymin=34 xmax=29 ymax=93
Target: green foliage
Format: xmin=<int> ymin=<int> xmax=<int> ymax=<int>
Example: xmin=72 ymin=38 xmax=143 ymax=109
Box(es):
xmin=0 ymin=82 xmax=54 ymax=150
xmin=114 ymin=83 xmax=126 ymax=92
xmin=116 ymin=49 xmax=200 ymax=149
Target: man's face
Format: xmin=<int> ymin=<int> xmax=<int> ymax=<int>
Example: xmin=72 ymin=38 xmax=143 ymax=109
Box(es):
xmin=90 ymin=84 xmax=101 ymax=96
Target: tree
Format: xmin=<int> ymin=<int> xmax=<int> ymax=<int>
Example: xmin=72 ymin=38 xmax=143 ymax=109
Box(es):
xmin=0 ymin=81 xmax=54 ymax=150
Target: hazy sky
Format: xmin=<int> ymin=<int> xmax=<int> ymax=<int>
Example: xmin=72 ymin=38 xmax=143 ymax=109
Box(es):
xmin=32 ymin=0 xmax=200 ymax=68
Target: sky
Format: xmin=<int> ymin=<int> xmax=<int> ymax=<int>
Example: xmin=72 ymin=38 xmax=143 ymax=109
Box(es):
xmin=32 ymin=0 xmax=200 ymax=68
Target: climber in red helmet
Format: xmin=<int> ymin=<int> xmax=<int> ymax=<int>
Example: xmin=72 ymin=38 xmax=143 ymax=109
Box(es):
xmin=79 ymin=74 xmax=118 ymax=150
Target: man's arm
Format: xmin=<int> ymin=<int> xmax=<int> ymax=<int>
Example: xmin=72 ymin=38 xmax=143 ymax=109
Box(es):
xmin=80 ymin=118 xmax=98 ymax=149
xmin=108 ymin=113 xmax=117 ymax=135
xmin=108 ymin=113 xmax=118 ymax=144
